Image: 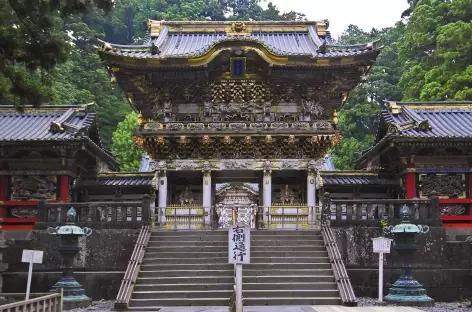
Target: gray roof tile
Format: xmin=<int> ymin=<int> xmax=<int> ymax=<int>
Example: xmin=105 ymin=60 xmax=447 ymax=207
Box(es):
xmin=104 ymin=25 xmax=376 ymax=60
xmin=321 ymin=174 xmax=398 ymax=186
xmin=0 ymin=105 xmax=96 ymax=142
xmin=77 ymin=174 xmax=154 ymax=187
xmin=381 ymin=102 xmax=472 ymax=139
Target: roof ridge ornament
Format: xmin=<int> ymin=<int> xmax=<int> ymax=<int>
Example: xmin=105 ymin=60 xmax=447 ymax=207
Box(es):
xmin=387 ymin=101 xmax=401 ymax=115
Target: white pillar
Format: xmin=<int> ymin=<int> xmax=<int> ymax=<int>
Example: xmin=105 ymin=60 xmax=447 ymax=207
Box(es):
xmin=263 ymin=161 xmax=272 ymax=226
xmin=203 ymin=161 xmax=212 ymax=227
xmin=158 ymin=161 xmax=167 ymax=209
xmin=307 ymin=160 xmax=318 ymax=225
xmin=307 ymin=170 xmax=316 ymax=207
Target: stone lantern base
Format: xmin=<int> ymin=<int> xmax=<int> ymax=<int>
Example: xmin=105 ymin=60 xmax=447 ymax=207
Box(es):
xmin=50 ymin=278 xmax=92 ymax=310
xmin=384 ymin=275 xmax=434 ymax=307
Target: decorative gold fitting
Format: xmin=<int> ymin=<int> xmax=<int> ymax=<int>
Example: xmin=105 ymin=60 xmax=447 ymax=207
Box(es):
xmin=202 ymin=135 xmax=211 ymax=144
xmin=132 ymin=136 xmax=144 ymax=147
xmin=332 ymin=109 xmax=338 ymax=125
xmin=179 ymin=136 xmax=187 ymax=145
xmin=244 ymin=136 xmax=252 ymax=144
xmin=137 ymin=111 xmax=143 ymax=126
xmin=265 ymin=135 xmax=272 ymax=143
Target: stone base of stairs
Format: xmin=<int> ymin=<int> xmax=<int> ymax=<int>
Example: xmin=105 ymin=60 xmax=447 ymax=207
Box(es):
xmin=126 ymin=306 xmax=424 ymax=312
xmin=128 ymin=230 xmax=342 ymax=310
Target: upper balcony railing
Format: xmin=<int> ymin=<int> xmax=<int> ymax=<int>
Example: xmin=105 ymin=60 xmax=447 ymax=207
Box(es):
xmin=321 ymin=192 xmax=441 ymax=227
xmin=33 ymin=193 xmax=441 ymax=230
xmin=140 ymin=120 xmax=335 ymax=134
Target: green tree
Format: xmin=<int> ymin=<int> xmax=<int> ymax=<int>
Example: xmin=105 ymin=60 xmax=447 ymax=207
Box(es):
xmin=398 ymin=0 xmax=472 ymax=100
xmin=0 ymin=0 xmax=114 ymax=107
xmin=111 ymin=112 xmax=143 ymax=172
xmin=332 ymin=24 xmax=404 ymax=169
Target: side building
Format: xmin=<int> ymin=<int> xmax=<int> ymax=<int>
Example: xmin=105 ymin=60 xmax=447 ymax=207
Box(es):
xmin=359 ymin=101 xmax=472 ymax=231
xmin=0 ymin=104 xmax=117 ymax=232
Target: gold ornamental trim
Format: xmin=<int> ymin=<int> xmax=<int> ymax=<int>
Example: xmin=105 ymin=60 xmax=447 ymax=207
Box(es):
xmin=148 ymin=20 xmax=330 ymax=37
xmin=101 ymin=46 xmax=372 ymax=69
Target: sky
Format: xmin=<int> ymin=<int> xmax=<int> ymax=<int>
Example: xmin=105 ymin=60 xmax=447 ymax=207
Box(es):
xmin=264 ymin=0 xmax=409 ymax=37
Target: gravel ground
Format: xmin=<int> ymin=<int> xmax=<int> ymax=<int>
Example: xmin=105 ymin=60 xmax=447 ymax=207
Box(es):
xmin=358 ymin=297 xmax=471 ymax=312
xmin=67 ymin=300 xmax=114 ymax=312
xmin=67 ymin=299 xmax=471 ymax=312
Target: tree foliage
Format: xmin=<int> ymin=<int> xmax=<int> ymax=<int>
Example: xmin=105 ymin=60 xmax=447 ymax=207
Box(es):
xmin=398 ymin=0 xmax=472 ymax=101
xmin=0 ymin=0 xmax=114 ymax=107
xmin=332 ymin=24 xmax=404 ymax=170
xmin=111 ymin=112 xmax=143 ymax=172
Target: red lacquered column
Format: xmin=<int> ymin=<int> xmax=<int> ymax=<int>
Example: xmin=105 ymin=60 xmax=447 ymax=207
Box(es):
xmin=59 ymin=175 xmax=70 ymax=202
xmin=405 ymin=162 xmax=416 ymax=199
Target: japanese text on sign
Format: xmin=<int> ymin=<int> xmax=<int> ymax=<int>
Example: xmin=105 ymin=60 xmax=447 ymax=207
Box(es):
xmin=228 ymin=225 xmax=251 ymax=264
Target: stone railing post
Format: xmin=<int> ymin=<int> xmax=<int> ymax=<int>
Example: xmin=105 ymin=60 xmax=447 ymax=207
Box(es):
xmin=322 ymin=192 xmax=331 ymax=226
xmin=142 ymin=195 xmax=151 ymax=223
xmin=429 ymin=191 xmax=441 ymax=226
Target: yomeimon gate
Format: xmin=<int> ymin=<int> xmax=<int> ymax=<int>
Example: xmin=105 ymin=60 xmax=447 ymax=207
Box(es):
xmin=98 ymin=20 xmax=380 ymax=229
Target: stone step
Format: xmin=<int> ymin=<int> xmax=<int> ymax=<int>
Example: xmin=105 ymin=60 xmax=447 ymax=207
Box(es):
xmin=136 ymin=276 xmax=234 ymax=285
xmin=134 ymin=282 xmax=338 ymax=292
xmin=139 ymin=269 xmax=232 ymax=277
xmin=133 ymin=290 xmax=231 ymax=299
xmin=244 ymin=297 xmax=342 ymax=306
xmin=140 ymin=263 xmax=332 ymax=271
xmin=139 ymin=269 xmax=333 ymax=278
xmin=129 ymin=298 xmax=229 ymax=307
xmin=130 ymin=297 xmax=342 ymax=307
xmin=140 ymin=263 xmax=233 ymax=271
xmin=143 ymin=250 xmax=328 ymax=258
xmin=151 ymin=230 xmax=320 ymax=236
xmin=132 ymin=289 xmax=339 ymax=300
xmin=142 ymin=256 xmax=330 ymax=264
xmin=249 ymin=235 xmax=322 ymax=241
xmin=145 ymin=245 xmax=326 ymax=252
xmin=151 ymin=230 xmax=227 ymax=236
xmin=150 ymin=234 xmax=322 ymax=241
xmin=147 ymin=239 xmax=324 ymax=247
xmin=243 ymin=289 xmax=339 ymax=298
xmin=135 ymin=275 xmax=335 ymax=285
xmin=151 ymin=235 xmax=227 ymax=242
xmin=134 ymin=283 xmax=233 ymax=292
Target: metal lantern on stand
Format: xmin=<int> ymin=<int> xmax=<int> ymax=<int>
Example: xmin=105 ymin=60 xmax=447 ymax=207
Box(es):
xmin=47 ymin=207 xmax=92 ymax=309
xmin=383 ymin=205 xmax=434 ymax=306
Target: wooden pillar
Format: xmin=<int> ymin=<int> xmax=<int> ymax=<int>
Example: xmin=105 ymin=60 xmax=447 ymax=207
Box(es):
xmin=59 ymin=175 xmax=70 ymax=202
xmin=405 ymin=162 xmax=416 ymax=199
xmin=0 ymin=176 xmax=8 ymax=217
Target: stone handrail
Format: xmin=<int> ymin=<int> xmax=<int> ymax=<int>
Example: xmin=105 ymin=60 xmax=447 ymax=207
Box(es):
xmin=321 ymin=223 xmax=357 ymax=306
xmin=0 ymin=290 xmax=63 ymax=312
xmin=115 ymin=225 xmax=151 ymax=310
xmin=322 ymin=192 xmax=441 ymax=227
xmin=36 ymin=195 xmax=151 ymax=228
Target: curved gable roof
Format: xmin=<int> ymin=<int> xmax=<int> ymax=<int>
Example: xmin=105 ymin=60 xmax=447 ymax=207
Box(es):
xmin=98 ymin=20 xmax=379 ymax=65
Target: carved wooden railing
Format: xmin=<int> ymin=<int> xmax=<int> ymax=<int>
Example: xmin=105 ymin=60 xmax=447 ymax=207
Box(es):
xmin=36 ymin=195 xmax=151 ymax=228
xmin=115 ymin=225 xmax=151 ymax=310
xmin=0 ymin=290 xmax=63 ymax=312
xmin=256 ymin=205 xmax=320 ymax=230
xmin=324 ymin=192 xmax=441 ymax=227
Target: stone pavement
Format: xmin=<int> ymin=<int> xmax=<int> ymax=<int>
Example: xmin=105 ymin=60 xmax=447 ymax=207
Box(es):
xmin=158 ymin=306 xmax=423 ymax=312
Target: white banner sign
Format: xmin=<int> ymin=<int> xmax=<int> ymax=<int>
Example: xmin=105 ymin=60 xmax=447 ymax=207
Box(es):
xmin=229 ymin=225 xmax=251 ymax=264
xmin=22 ymin=250 xmax=44 ymax=264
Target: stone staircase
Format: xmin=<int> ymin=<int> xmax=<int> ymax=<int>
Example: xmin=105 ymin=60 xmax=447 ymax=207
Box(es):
xmin=127 ymin=229 xmax=341 ymax=310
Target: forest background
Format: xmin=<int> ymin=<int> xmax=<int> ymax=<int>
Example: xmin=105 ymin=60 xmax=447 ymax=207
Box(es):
xmin=1 ymin=0 xmax=471 ymax=171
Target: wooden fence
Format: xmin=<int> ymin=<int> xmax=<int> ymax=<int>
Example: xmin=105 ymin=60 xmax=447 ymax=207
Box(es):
xmin=322 ymin=192 xmax=441 ymax=227
xmin=0 ymin=290 xmax=63 ymax=312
